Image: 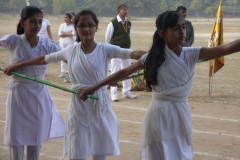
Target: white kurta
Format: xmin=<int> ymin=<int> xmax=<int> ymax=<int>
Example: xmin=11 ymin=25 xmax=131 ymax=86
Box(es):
xmin=140 ymin=46 xmax=201 ymax=159
xmin=58 ymin=23 xmax=75 ymax=48
xmin=37 ymin=18 xmax=50 ymax=38
xmin=45 ymin=42 xmax=132 ymax=159
xmin=0 ymin=34 xmax=65 ymax=146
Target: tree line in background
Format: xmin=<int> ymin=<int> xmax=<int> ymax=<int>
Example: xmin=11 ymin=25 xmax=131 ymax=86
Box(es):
xmin=0 ymin=0 xmax=240 ymax=18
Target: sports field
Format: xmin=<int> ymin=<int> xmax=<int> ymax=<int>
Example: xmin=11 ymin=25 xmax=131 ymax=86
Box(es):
xmin=0 ymin=14 xmax=240 ymax=160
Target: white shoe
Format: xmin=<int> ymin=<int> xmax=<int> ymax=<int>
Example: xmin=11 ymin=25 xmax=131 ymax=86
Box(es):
xmin=123 ymin=92 xmax=137 ymax=99
xmin=64 ymin=77 xmax=71 ymax=83
xmin=111 ymin=95 xmax=118 ymax=101
xmin=58 ymin=72 xmax=65 ymax=78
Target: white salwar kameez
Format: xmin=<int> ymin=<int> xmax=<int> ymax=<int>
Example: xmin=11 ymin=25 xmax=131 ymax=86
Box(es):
xmin=45 ymin=43 xmax=133 ymax=159
xmin=0 ymin=34 xmax=65 ymax=146
xmin=58 ymin=23 xmax=75 ymax=74
xmin=140 ymin=46 xmax=201 ymax=160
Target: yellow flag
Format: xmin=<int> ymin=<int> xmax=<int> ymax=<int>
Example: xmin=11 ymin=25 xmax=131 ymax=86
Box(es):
xmin=208 ymin=0 xmax=224 ymax=77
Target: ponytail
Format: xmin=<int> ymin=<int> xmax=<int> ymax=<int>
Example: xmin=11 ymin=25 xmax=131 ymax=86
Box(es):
xmin=17 ymin=22 xmax=24 ymax=35
xmin=16 ymin=6 xmax=42 ymax=35
xmin=144 ymin=30 xmax=165 ymax=89
xmin=143 ymin=11 xmax=180 ymax=89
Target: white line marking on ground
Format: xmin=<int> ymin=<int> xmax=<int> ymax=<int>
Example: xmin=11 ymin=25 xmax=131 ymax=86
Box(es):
xmin=112 ymin=104 xmax=240 ymax=122
xmin=119 ymin=119 xmax=142 ymax=124
xmin=0 ymin=146 xmax=8 ymax=150
xmin=112 ymin=104 xmax=147 ymax=111
xmin=35 ymin=112 xmax=240 ymax=139
xmin=119 ymin=140 xmax=141 ymax=145
xmin=0 ymin=145 xmax=61 ymax=159
xmin=1 ymin=93 xmax=238 ymax=123
xmin=192 ymin=114 xmax=239 ymax=122
xmin=58 ymin=108 xmax=239 ymax=124
xmin=1 ymin=144 xmax=239 ymax=160
xmin=194 ymin=152 xmax=240 ymax=160
xmin=39 ymin=154 xmax=61 ymax=159
xmin=0 ymin=120 xmax=6 ymax=123
xmin=193 ymin=130 xmax=240 ymax=138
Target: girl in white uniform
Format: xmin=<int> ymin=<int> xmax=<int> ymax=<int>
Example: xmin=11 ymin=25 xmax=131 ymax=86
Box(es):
xmin=4 ymin=9 xmax=146 ymax=160
xmin=0 ymin=6 xmax=65 ymax=160
xmin=37 ymin=8 xmax=52 ymax=39
xmin=77 ymin=11 xmax=240 ymax=160
xmin=58 ymin=12 xmax=75 ymax=82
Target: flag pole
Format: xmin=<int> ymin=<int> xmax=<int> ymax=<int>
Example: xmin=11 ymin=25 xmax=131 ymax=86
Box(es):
xmin=208 ymin=0 xmax=224 ymax=96
xmin=209 ymin=60 xmax=215 ymax=97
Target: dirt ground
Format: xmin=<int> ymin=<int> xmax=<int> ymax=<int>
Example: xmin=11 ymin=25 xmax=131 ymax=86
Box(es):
xmin=0 ymin=14 xmax=240 ymax=160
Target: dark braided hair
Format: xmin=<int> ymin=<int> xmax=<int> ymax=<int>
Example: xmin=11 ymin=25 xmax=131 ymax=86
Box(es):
xmin=143 ymin=11 xmax=181 ymax=89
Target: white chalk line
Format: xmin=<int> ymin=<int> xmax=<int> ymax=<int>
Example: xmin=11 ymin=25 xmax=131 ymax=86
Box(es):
xmin=191 ymin=115 xmax=239 ymax=122
xmin=1 ymin=145 xmax=239 ymax=160
xmin=58 ymin=104 xmax=239 ymax=123
xmin=0 ymin=91 xmax=238 ymax=123
xmin=194 ymin=151 xmax=240 ymax=160
xmin=193 ymin=130 xmax=240 ymax=138
xmin=0 ymin=146 xmax=61 ymax=159
xmin=1 ymin=92 xmax=240 ymax=159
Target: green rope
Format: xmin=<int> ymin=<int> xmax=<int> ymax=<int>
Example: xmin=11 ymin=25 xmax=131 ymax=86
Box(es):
xmin=0 ymin=66 xmax=99 ymax=100
xmin=117 ymin=72 xmax=144 ymax=82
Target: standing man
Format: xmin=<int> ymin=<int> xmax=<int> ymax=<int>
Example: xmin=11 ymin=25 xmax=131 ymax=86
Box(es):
xmin=176 ymin=6 xmax=194 ymax=46
xmin=38 ymin=8 xmax=52 ymax=39
xmin=105 ymin=4 xmax=137 ymax=101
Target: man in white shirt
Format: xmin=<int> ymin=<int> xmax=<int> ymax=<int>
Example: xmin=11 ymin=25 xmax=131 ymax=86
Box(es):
xmin=105 ymin=4 xmax=137 ymax=101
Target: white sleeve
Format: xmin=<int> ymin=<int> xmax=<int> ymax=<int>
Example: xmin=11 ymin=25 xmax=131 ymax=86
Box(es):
xmin=72 ymin=26 xmax=76 ymax=36
xmin=0 ymin=34 xmax=17 ymax=51
xmin=106 ymin=43 xmax=132 ymax=59
xmin=45 ymin=19 xmax=50 ymax=26
xmin=58 ymin=24 xmax=64 ymax=37
xmin=105 ymin=22 xmax=114 ymax=43
xmin=45 ymin=47 xmax=68 ymax=63
xmin=141 ymin=53 xmax=148 ymax=65
xmin=182 ymin=47 xmax=201 ymax=72
xmin=188 ymin=47 xmax=201 ymax=64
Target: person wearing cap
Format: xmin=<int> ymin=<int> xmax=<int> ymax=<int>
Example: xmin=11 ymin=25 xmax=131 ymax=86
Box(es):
xmin=105 ymin=3 xmax=137 ymax=101
xmin=176 ymin=6 xmax=194 ymax=46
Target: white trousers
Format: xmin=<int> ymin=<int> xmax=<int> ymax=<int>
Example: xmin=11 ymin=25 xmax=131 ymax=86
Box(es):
xmin=60 ymin=44 xmax=71 ymax=74
xmin=110 ymin=58 xmax=132 ymax=97
xmin=71 ymin=155 xmax=108 ymax=160
xmin=9 ymin=145 xmax=41 ymax=160
xmin=140 ymin=134 xmax=193 ymax=160
xmin=61 ymin=61 xmax=67 ymax=73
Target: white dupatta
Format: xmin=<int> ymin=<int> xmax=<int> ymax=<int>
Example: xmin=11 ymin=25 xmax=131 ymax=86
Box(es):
xmin=67 ymin=44 xmax=110 ymax=127
xmin=142 ymin=46 xmax=194 ymax=147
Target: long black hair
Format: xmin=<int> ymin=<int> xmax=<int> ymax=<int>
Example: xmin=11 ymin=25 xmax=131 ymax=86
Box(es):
xmin=144 ymin=11 xmax=181 ymax=89
xmin=17 ymin=6 xmax=42 ymax=35
xmin=73 ymin=9 xmax=99 ymax=42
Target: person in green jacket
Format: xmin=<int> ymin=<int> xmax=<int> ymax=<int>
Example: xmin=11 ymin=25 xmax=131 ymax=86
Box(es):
xmin=105 ymin=4 xmax=137 ymax=101
xmin=177 ymin=6 xmax=194 ymax=46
